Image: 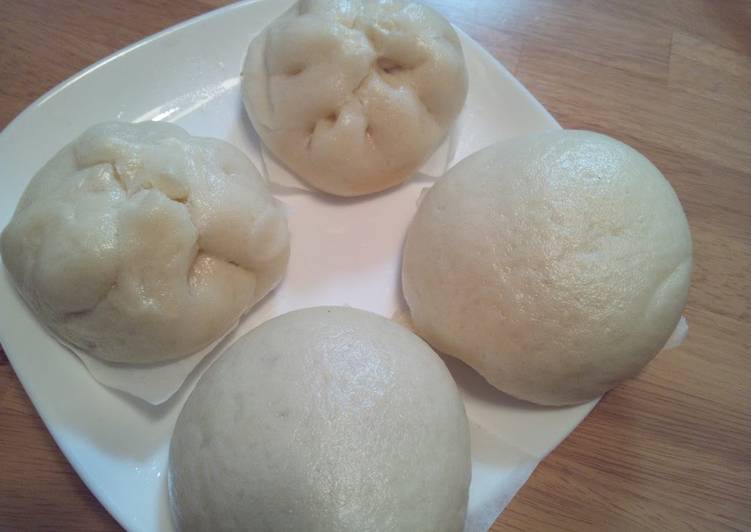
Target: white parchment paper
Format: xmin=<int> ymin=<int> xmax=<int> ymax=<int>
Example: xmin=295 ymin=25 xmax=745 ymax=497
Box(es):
xmin=63 ymin=331 xmax=232 ymax=405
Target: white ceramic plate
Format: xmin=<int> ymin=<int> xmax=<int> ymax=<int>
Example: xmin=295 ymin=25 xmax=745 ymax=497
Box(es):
xmin=0 ymin=1 xmax=596 ymax=530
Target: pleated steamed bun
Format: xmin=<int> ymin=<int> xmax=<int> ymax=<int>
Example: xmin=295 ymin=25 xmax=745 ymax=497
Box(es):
xmin=402 ymin=130 xmax=693 ymax=406
xmin=169 ymin=306 xmax=471 ymax=532
xmin=242 ymin=0 xmax=468 ymax=196
xmin=1 ymin=121 xmax=289 ymax=364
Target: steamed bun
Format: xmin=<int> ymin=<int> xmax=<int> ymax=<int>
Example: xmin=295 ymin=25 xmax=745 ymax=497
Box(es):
xmin=169 ymin=306 xmax=471 ymax=532
xmin=402 ymin=130 xmax=692 ymax=406
xmin=242 ymin=0 xmax=468 ymax=196
xmin=1 ymin=121 xmax=289 ymax=364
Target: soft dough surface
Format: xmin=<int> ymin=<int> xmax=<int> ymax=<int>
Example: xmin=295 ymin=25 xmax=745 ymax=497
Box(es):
xmin=1 ymin=121 xmax=290 ymax=364
xmin=402 ymin=130 xmax=693 ymax=406
xmin=169 ymin=306 xmax=471 ymax=532
xmin=242 ymin=0 xmax=468 ymax=196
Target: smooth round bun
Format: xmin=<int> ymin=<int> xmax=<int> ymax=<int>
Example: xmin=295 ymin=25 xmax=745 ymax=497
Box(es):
xmin=242 ymin=0 xmax=468 ymax=196
xmin=169 ymin=306 xmax=471 ymax=532
xmin=402 ymin=130 xmax=692 ymax=406
xmin=1 ymin=121 xmax=289 ymax=364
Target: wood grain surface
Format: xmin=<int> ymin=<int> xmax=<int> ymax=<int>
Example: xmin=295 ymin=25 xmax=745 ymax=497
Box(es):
xmin=1 ymin=0 xmax=749 ymax=530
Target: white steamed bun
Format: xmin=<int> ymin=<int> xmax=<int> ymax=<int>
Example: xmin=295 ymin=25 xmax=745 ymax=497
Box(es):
xmin=242 ymin=0 xmax=468 ymax=196
xmin=402 ymin=130 xmax=693 ymax=406
xmin=169 ymin=306 xmax=471 ymax=532
xmin=1 ymin=121 xmax=289 ymax=364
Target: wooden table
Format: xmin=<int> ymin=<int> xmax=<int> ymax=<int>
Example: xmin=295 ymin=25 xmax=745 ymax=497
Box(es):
xmin=1 ymin=0 xmax=749 ymax=530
